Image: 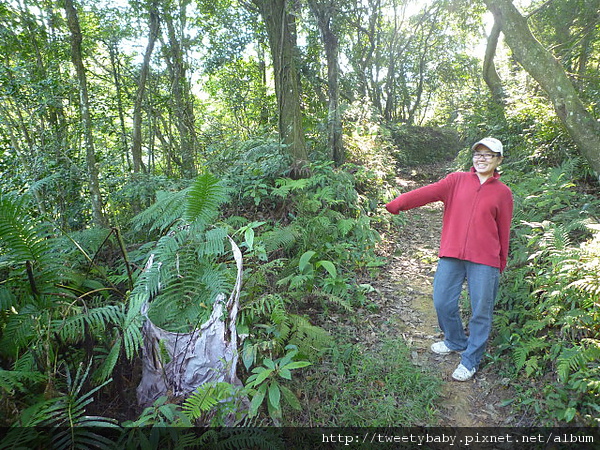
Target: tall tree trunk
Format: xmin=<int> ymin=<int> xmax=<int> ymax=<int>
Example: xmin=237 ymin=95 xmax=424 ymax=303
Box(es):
xmin=63 ymin=0 xmax=107 ymax=227
xmin=482 ymin=18 xmax=506 ymax=107
xmin=108 ymin=42 xmax=131 ymax=171
xmin=483 ymin=0 xmax=600 ymax=174
xmin=308 ymin=0 xmax=344 ymax=166
xmin=252 ymin=0 xmax=308 ymax=172
xmin=132 ymin=1 xmax=161 ymax=174
xmin=162 ymin=2 xmax=197 ymax=179
xmin=257 ymin=39 xmax=270 ymax=126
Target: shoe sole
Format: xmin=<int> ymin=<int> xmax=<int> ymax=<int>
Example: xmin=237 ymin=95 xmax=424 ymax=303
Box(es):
xmin=452 ymin=373 xmax=475 ymax=382
xmin=430 ymin=345 xmax=465 ymax=355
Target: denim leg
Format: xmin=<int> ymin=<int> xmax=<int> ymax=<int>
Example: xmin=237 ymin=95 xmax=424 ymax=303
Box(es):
xmin=460 ymin=262 xmax=500 ymax=371
xmin=433 ymin=258 xmax=468 ymax=352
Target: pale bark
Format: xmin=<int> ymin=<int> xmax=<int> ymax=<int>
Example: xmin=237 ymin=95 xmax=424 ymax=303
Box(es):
xmin=137 ymin=238 xmax=245 ymax=425
xmin=483 ymin=0 xmax=600 ymax=174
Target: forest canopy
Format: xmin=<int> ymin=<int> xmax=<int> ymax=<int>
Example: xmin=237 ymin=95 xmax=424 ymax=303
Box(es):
xmin=0 ymin=0 xmax=599 ymax=441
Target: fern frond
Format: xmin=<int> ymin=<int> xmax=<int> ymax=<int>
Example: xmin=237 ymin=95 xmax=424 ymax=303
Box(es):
xmin=287 ymin=314 xmax=331 ymax=359
xmin=0 ymin=306 xmax=40 ymax=358
xmin=93 ymin=335 xmax=123 ymax=384
xmin=131 ymin=189 xmax=189 ymax=233
xmin=314 ymin=290 xmax=353 ymax=312
xmin=0 ymin=368 xmax=45 ymax=394
xmin=0 ymin=193 xmax=52 ymax=264
xmin=185 ymin=172 xmax=230 ymax=228
xmin=569 ymin=276 xmax=600 ymax=297
xmin=512 ymin=337 xmax=547 ymax=373
xmin=146 ymin=251 xmax=232 ymax=332
xmin=198 ymin=428 xmax=284 ymax=450
xmin=272 ymin=177 xmax=311 ymax=197
xmin=181 ymin=382 xmax=235 ymax=420
xmin=513 ymin=344 xmax=529 ymax=372
xmin=337 ymin=218 xmax=355 ymax=237
xmin=557 ymin=339 xmax=600 ymax=382
xmin=261 ymin=226 xmax=298 ymax=253
xmin=0 ymin=286 xmax=16 ymax=310
xmin=53 ymin=304 xmax=124 ymax=343
xmin=241 ymin=294 xmax=287 ymax=324
xmin=26 ymin=173 xmax=62 ymax=196
xmin=199 ymin=227 xmax=229 ymax=257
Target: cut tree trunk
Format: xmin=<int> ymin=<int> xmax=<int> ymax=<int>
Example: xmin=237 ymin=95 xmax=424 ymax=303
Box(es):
xmin=136 ymin=238 xmax=245 ymax=422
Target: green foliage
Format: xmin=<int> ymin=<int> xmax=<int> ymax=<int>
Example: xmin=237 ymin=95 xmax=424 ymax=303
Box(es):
xmin=268 ymin=162 xmax=384 ymax=303
xmin=494 ymin=160 xmax=600 ymax=426
xmin=195 ymin=429 xmax=284 ymax=449
xmin=123 ymin=395 xmax=192 ymax=428
xmin=238 ymin=294 xmax=331 ymax=367
xmin=288 ymin=339 xmax=441 ymax=426
xmin=211 ymin=138 xmax=291 ymax=210
xmin=181 ymin=381 xmax=236 ymax=424
xmin=385 ymin=125 xmax=462 ymax=167
xmin=246 ymin=346 xmax=310 ymax=424
xmin=0 ymin=192 xmax=130 ymax=425
xmin=1 ymin=363 xmax=119 ymax=449
xmin=126 ymin=171 xmax=233 ymax=336
xmin=119 ymin=396 xmax=195 ymax=448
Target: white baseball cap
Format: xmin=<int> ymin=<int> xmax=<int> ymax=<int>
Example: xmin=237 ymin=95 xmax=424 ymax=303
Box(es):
xmin=471 ymin=137 xmax=503 ymax=156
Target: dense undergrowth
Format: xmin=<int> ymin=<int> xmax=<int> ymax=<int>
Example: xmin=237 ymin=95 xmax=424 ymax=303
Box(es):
xmin=495 ymin=158 xmax=600 ymax=426
xmin=0 ymin=114 xmax=599 ymax=445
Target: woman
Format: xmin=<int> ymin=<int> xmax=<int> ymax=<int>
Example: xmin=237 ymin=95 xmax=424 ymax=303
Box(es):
xmin=385 ymin=137 xmax=513 ymax=381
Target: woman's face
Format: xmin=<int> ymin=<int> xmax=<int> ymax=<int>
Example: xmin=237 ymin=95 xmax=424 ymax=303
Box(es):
xmin=472 ymin=145 xmax=502 ymax=178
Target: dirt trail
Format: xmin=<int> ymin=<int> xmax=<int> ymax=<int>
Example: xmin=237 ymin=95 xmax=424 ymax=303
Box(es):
xmin=372 ymin=162 xmax=515 ymax=427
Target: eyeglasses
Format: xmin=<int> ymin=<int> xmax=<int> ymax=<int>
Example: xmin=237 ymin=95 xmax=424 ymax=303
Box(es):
xmin=473 ymin=153 xmax=498 ymax=161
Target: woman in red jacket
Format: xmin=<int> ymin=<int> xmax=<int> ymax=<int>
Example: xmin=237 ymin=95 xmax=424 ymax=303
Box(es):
xmin=386 ymin=137 xmax=513 ymax=381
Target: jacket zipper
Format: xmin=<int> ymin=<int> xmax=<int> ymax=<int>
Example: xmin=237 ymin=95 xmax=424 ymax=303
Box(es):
xmin=461 ymin=179 xmax=484 ymax=259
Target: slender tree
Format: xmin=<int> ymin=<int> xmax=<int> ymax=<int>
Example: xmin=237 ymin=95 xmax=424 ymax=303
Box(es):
xmin=308 ymin=0 xmax=344 ymax=166
xmin=63 ymin=0 xmax=107 ymax=227
xmin=161 ymin=0 xmax=198 ymax=179
xmin=132 ymin=0 xmax=161 ymax=174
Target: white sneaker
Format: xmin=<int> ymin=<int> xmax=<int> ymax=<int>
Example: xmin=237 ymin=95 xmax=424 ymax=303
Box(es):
xmin=452 ymin=363 xmax=476 ymax=381
xmin=430 ymin=341 xmax=454 ymax=355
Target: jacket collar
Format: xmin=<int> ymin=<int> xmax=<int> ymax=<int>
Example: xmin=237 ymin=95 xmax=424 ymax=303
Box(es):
xmin=469 ymin=166 xmax=501 ymax=180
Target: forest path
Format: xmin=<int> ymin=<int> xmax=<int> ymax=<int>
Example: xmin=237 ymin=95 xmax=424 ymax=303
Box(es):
xmin=371 ymin=161 xmax=515 ymax=427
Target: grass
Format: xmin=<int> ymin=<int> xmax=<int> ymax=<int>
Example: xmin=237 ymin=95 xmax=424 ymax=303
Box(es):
xmin=287 ymin=338 xmax=442 ymax=426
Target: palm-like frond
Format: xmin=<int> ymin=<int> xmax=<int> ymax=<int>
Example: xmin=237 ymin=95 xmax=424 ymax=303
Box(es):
xmin=0 ymin=305 xmax=42 ymax=358
xmin=557 ymin=339 xmax=600 ymax=381
xmin=185 ymin=172 xmax=230 ymax=228
xmin=131 ymin=189 xmax=189 ymax=234
xmin=124 ymin=171 xmax=234 ymax=353
xmin=261 ymin=225 xmax=298 ymax=253
xmin=52 ymin=304 xmax=125 ymax=343
xmin=0 ymin=194 xmax=51 ymax=264
xmin=3 ymin=363 xmax=119 ymax=449
xmin=181 ymin=381 xmax=235 ymax=421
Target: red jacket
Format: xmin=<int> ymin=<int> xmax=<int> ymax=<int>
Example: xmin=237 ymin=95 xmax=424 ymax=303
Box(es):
xmin=386 ymin=169 xmax=513 ymax=272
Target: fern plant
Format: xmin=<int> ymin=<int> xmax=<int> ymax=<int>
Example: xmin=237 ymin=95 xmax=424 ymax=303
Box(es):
xmin=496 ymin=215 xmax=600 ymax=425
xmin=1 ymin=363 xmax=119 ymax=449
xmin=238 ymin=294 xmax=331 ymax=368
xmin=125 ymin=171 xmax=233 ymax=347
xmin=0 ymin=192 xmax=130 ymax=425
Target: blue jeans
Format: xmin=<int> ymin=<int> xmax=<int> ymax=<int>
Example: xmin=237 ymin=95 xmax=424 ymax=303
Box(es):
xmin=433 ymin=257 xmax=500 ymax=371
